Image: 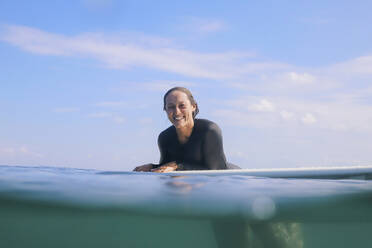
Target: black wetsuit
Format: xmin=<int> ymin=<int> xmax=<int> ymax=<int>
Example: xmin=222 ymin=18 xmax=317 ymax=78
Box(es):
xmin=157 ymin=119 xmax=229 ymax=170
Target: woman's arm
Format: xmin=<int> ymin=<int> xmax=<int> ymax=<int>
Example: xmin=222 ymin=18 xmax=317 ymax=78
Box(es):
xmin=151 ymin=161 xmax=178 ymax=172
xmin=158 ymin=133 xmax=168 ymax=166
xmin=133 ymin=163 xmax=154 ymax=172
xmin=203 ymin=123 xmax=228 ymax=170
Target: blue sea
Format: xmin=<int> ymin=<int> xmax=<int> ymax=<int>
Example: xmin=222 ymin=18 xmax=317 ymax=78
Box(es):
xmin=1 ymin=165 xmax=372 ymax=248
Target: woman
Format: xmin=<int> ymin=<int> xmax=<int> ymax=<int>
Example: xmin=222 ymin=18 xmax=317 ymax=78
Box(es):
xmin=133 ymin=87 xmax=234 ymax=173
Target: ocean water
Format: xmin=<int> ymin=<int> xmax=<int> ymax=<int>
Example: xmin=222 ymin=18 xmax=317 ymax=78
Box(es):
xmin=1 ymin=165 xmax=372 ymax=248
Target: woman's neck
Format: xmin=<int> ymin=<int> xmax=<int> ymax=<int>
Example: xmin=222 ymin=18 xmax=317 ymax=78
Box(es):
xmin=175 ymin=120 xmax=194 ymax=144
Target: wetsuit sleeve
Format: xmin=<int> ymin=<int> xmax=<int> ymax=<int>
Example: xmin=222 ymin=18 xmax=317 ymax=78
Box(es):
xmin=202 ymin=123 xmax=228 ymax=170
xmin=157 ymin=134 xmax=167 ymax=167
xmin=156 ymin=134 xmax=166 ymax=167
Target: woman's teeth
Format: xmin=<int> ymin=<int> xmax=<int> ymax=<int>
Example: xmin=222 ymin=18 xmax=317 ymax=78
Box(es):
xmin=174 ymin=116 xmax=183 ymax=121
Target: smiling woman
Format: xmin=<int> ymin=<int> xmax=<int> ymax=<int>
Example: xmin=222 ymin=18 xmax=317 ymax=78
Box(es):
xmin=133 ymin=87 xmax=236 ymax=173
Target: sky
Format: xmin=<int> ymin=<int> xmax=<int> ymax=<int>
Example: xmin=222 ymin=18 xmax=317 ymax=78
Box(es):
xmin=1 ymin=0 xmax=372 ymax=171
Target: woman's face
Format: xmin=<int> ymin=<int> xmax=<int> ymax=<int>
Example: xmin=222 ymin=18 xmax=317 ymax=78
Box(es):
xmin=165 ymin=90 xmax=196 ymax=129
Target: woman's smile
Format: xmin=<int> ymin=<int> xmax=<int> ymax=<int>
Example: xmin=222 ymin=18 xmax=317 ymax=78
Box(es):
xmin=174 ymin=116 xmax=184 ymax=121
xmin=172 ymin=114 xmax=186 ymax=127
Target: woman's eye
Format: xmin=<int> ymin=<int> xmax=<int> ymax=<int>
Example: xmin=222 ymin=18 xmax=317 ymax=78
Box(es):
xmin=179 ymin=104 xmax=185 ymax=108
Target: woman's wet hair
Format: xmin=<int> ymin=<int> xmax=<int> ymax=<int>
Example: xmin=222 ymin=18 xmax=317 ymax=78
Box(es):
xmin=163 ymin=87 xmax=199 ymax=118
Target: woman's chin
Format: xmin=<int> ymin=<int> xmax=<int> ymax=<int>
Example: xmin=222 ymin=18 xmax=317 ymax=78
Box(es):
xmin=172 ymin=121 xmax=185 ymax=128
xmin=173 ymin=123 xmax=182 ymax=128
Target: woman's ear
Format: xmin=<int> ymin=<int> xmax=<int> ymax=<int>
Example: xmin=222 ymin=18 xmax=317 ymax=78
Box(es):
xmin=192 ymin=104 xmax=197 ymax=117
xmin=192 ymin=104 xmax=196 ymax=111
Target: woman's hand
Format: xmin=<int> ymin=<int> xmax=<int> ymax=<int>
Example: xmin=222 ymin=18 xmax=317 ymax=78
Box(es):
xmin=133 ymin=163 xmax=154 ymax=172
xmin=151 ymin=161 xmax=178 ymax=173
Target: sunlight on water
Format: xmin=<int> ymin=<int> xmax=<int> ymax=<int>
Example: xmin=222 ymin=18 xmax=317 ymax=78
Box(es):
xmin=1 ymin=165 xmax=372 ymax=248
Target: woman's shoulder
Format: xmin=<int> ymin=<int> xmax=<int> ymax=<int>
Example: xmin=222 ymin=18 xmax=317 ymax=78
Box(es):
xmin=195 ymin=119 xmax=222 ymax=133
xmin=158 ymin=125 xmax=176 ymax=142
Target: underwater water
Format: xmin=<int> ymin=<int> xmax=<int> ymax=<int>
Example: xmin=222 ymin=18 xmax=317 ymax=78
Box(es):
xmin=0 ymin=165 xmax=372 ymax=248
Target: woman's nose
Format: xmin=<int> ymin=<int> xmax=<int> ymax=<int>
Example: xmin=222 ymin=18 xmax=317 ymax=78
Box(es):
xmin=175 ymin=107 xmax=181 ymax=114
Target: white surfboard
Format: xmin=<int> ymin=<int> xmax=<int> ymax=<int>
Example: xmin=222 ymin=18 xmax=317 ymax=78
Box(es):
xmin=168 ymin=165 xmax=372 ymax=180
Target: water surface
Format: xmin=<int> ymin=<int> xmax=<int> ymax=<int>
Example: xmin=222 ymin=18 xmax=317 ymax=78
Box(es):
xmin=1 ymin=165 xmax=371 ymax=248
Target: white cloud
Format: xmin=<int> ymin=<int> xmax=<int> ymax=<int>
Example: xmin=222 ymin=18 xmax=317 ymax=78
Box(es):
xmin=2 ymin=24 xmax=371 ymax=86
xmin=213 ymin=109 xmax=280 ymax=128
xmin=213 ymin=94 xmax=372 ymax=133
xmin=227 ymin=71 xmax=338 ymax=97
xmin=0 ymin=25 xmax=70 ymax=56
xmin=287 ymin=72 xmax=316 ymax=85
xmin=0 ymin=24 xmax=283 ymax=80
xmin=280 ymin=111 xmax=295 ymax=121
xmin=112 ymin=116 xmax=125 ymax=124
xmin=248 ymin=99 xmax=275 ymax=112
xmin=329 ymin=55 xmax=372 ymax=76
xmin=0 ymin=146 xmax=44 ymax=158
xmin=196 ymin=19 xmax=226 ymax=33
xmin=0 ymin=147 xmax=15 ymax=155
xmin=226 ymin=55 xmax=372 ymax=96
xmin=181 ymin=17 xmax=227 ymax=34
xmin=301 ymin=113 xmax=317 ymax=125
xmin=19 ymin=146 xmax=44 ymax=158
xmin=216 ymin=49 xmax=372 ymax=134
xmin=224 ymin=97 xmax=276 ymax=113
